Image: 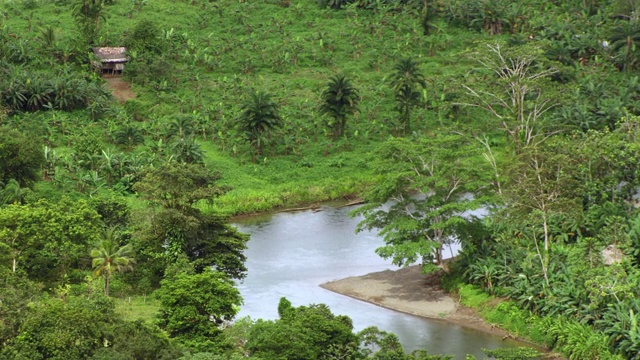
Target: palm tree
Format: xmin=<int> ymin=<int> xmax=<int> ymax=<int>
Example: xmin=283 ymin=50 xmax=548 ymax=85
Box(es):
xmin=238 ymin=91 xmax=282 ymax=157
xmin=113 ymin=124 xmax=144 ymax=150
xmin=25 ymin=77 xmax=53 ymax=112
xmin=91 ymin=228 xmax=135 ymax=297
xmin=319 ymin=74 xmax=360 ymax=139
xmin=0 ymin=179 xmax=28 ymax=206
xmin=609 ymin=20 xmax=640 ymax=71
xmin=471 ymin=0 xmax=510 ymax=35
xmin=166 ymin=114 xmax=195 ymax=140
xmin=389 ymin=58 xmax=427 ymax=135
xmin=170 ymin=136 xmax=205 ymax=164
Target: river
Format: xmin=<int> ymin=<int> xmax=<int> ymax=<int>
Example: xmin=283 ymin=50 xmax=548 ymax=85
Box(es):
xmin=233 ymin=202 xmax=524 ymax=359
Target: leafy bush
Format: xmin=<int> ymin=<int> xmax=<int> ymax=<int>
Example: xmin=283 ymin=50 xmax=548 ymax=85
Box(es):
xmin=540 ymin=317 xmax=623 ymax=360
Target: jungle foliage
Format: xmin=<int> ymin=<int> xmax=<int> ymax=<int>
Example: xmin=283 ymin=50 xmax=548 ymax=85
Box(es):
xmin=3 ymin=0 xmax=640 ymax=358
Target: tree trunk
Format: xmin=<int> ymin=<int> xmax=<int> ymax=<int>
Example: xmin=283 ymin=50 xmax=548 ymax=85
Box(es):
xmin=105 ymin=272 xmax=110 ymax=297
xmin=542 ymin=215 xmax=550 ymax=286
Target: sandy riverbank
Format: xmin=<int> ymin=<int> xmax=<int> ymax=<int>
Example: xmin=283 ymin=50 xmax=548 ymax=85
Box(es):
xmin=320 ymin=265 xmax=512 ymax=338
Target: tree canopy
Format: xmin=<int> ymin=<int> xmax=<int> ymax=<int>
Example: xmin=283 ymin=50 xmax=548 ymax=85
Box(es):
xmin=0 ymin=127 xmax=45 ymax=187
xmin=354 ymin=134 xmax=489 ymax=269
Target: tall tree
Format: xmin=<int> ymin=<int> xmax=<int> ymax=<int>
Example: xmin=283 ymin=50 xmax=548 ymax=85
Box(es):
xmin=72 ymin=0 xmax=107 ymax=45
xmin=389 ymin=58 xmax=427 ymax=135
xmin=319 ymin=74 xmax=360 ymax=139
xmin=462 ymin=43 xmax=559 ymax=152
xmin=132 ymin=163 xmax=248 ymax=282
xmin=156 ymin=269 xmax=242 ymax=351
xmin=237 ymin=91 xmax=282 ymax=158
xmin=503 ymin=139 xmax=582 ymax=286
xmin=353 ymin=134 xmax=489 ymax=270
xmin=91 ymin=227 xmax=135 ymax=296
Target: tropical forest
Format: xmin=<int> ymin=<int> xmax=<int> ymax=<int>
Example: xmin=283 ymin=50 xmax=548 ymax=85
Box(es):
xmin=2 ymin=0 xmax=640 ymax=358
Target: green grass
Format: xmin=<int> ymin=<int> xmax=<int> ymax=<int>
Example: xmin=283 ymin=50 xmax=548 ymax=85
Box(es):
xmin=456 ymin=284 xmax=546 ymax=343
xmin=114 ymin=295 xmax=161 ymax=323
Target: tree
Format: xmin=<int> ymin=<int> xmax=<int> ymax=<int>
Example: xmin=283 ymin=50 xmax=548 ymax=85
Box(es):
xmin=389 ymin=58 xmax=427 ymax=135
xmin=113 ymin=124 xmax=144 ymax=150
xmin=237 ymin=91 xmax=282 ymax=157
xmin=570 ymin=117 xmax=640 ymax=207
xmin=461 ymin=43 xmax=559 ymax=152
xmin=143 ymin=208 xmax=248 ymax=279
xmin=0 ymin=179 xmax=29 ymax=206
xmin=470 ymin=0 xmax=510 ymax=35
xmin=124 ymin=19 xmax=165 ymax=55
xmin=0 ymin=198 xmax=102 ymax=281
xmin=156 ymin=269 xmax=242 ymax=351
xmin=2 ymin=295 xmax=116 ymax=360
xmin=325 ymin=0 xmax=351 ymax=9
xmin=353 ymin=134 xmax=489 ymax=269
xmin=246 ymin=298 xmax=358 ymax=359
xmin=503 ymin=139 xmax=582 ymax=286
xmin=166 ymin=114 xmax=196 ymax=140
xmin=89 ymin=194 xmax=131 ymax=229
xmin=0 ymin=127 xmax=45 ymax=187
xmin=91 ymin=228 xmax=135 ymax=297
xmin=358 ymin=326 xmax=411 ymax=359
xmin=72 ymin=0 xmax=107 ymax=45
xmin=169 ymin=137 xmax=205 ymax=164
xmin=99 ymin=149 xmax=122 ymax=187
xmin=133 ymin=163 xmax=224 ymax=212
xmin=0 ymin=268 xmax=42 ymax=346
xmin=319 ymin=74 xmax=360 ymax=139
xmin=132 ymin=163 xmax=248 ymax=282
xmin=96 ymin=320 xmax=183 ymax=360
xmin=609 ymin=20 xmax=640 ymax=71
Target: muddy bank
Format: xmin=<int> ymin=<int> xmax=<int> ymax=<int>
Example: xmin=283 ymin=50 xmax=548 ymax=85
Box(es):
xmin=321 ymin=266 xmax=517 ymax=339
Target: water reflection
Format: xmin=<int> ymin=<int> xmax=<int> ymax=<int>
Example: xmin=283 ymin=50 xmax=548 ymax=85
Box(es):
xmin=233 ymin=204 xmax=521 ymax=359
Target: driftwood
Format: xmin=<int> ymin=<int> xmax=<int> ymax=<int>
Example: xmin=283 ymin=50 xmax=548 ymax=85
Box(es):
xmin=277 ymin=204 xmax=321 ymax=213
xmin=336 ymin=198 xmax=365 ymax=208
xmin=279 ymin=198 xmax=364 ymax=213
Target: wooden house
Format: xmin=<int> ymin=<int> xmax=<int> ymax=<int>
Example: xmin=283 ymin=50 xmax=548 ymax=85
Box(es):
xmin=92 ymin=47 xmax=128 ymax=75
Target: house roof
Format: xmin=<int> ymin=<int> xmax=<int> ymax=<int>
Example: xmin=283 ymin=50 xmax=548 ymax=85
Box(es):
xmin=92 ymin=47 xmax=128 ymax=63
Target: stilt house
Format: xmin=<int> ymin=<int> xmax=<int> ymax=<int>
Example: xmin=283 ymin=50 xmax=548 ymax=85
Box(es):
xmin=92 ymin=47 xmax=128 ymax=75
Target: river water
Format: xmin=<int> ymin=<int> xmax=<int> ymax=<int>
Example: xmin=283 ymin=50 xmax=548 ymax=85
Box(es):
xmin=233 ymin=202 xmax=523 ymax=359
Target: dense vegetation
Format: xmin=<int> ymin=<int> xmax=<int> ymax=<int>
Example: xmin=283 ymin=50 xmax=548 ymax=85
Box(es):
xmin=3 ymin=0 xmax=640 ymax=358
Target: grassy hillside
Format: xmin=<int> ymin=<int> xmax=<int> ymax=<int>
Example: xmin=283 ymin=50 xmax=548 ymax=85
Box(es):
xmin=2 ymin=0 xmax=498 ymax=214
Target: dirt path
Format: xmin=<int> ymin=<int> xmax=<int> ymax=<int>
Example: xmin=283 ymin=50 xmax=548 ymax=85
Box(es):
xmin=104 ymin=76 xmax=136 ymax=103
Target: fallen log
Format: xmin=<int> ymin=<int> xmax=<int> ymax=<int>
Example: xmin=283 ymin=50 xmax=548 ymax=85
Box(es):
xmin=277 ymin=204 xmax=321 ymax=213
xmin=336 ymin=198 xmax=365 ymax=208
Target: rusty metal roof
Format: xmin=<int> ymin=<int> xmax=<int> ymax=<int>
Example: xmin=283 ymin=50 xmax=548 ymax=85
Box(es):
xmin=92 ymin=47 xmax=128 ymax=63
